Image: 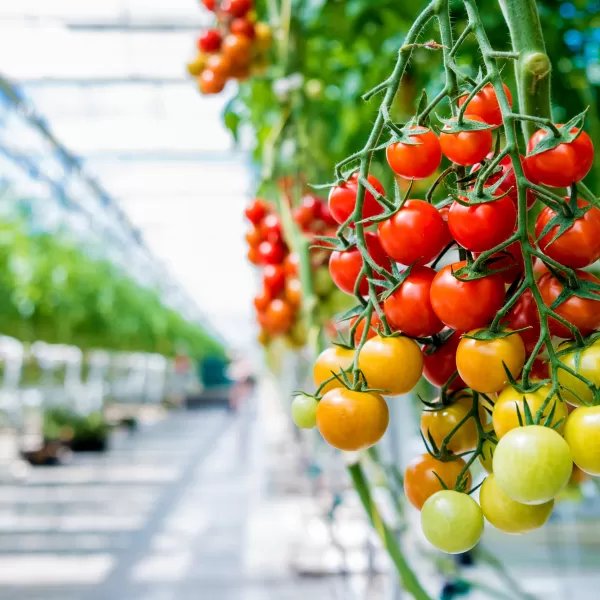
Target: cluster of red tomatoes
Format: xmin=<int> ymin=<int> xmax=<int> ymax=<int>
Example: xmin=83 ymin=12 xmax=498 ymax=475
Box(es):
xmin=187 ymin=0 xmax=272 ymax=95
xmin=244 ymin=196 xmax=347 ymax=348
xmin=292 ymin=81 xmax=600 ymax=554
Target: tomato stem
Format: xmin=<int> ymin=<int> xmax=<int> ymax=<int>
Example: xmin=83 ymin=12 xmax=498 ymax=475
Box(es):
xmin=347 ymin=461 xmax=433 ymax=600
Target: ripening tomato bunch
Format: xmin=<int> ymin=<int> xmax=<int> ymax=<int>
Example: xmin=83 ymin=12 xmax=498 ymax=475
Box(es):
xmin=291 ymin=79 xmax=600 ymax=555
xmin=187 ymin=0 xmax=272 ymax=95
xmin=244 ymin=196 xmax=345 ymax=349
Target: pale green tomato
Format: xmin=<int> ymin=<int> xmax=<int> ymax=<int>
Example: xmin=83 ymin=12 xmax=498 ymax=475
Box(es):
xmin=313 ymin=267 xmax=335 ymax=297
xmin=557 ymin=339 xmax=600 ymax=406
xmin=291 ymin=395 xmax=318 ymax=429
xmin=493 ymin=425 xmax=573 ymax=505
xmin=480 ymin=474 xmax=554 ymax=534
xmin=325 ymin=288 xmax=356 ymax=315
xmin=564 ymin=405 xmax=600 ymax=476
xmin=420 ymin=490 xmax=484 ymax=555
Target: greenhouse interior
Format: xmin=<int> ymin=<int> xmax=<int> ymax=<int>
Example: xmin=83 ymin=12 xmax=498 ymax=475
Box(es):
xmin=0 ymin=0 xmax=599 ymax=599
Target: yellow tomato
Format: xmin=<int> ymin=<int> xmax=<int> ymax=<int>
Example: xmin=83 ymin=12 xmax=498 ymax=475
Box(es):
xmin=492 ymin=383 xmax=568 ymax=439
xmin=316 ymin=389 xmax=389 ymax=451
xmin=358 ymin=335 xmax=423 ymax=396
xmin=564 ymin=405 xmax=600 ymax=476
xmin=254 ymin=22 xmax=272 ymax=50
xmin=187 ymin=53 xmax=207 ymax=76
xmin=456 ymin=330 xmax=526 ymax=393
xmin=557 ymin=339 xmax=600 ymax=406
xmin=313 ymin=346 xmax=354 ymax=394
xmin=479 ymin=436 xmax=496 ymax=474
xmin=420 ymin=393 xmax=480 ymax=454
xmin=480 ymin=474 xmax=554 ymax=534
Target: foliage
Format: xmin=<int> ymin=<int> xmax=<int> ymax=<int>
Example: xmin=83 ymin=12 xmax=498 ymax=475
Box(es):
xmin=0 ymin=219 xmax=224 ymax=358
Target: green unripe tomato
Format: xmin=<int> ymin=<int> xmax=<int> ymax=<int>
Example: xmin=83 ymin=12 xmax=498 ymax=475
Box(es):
xmin=291 ymin=394 xmax=318 ymax=429
xmin=479 ymin=437 xmax=495 ymax=474
xmin=493 ymin=425 xmax=573 ymax=505
xmin=420 ymin=490 xmax=484 ymax=554
xmin=313 ymin=267 xmax=335 ymax=297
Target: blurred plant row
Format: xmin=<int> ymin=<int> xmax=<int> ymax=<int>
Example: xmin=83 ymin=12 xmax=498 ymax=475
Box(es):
xmin=0 ymin=217 xmax=224 ymax=358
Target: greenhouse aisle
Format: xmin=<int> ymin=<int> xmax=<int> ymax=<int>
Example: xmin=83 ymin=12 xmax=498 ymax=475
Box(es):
xmin=0 ymin=399 xmax=386 ymax=600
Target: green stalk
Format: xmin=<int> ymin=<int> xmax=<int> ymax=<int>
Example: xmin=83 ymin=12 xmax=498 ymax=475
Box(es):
xmin=347 ymin=462 xmax=432 ymax=600
xmin=498 ymin=0 xmax=553 ymax=137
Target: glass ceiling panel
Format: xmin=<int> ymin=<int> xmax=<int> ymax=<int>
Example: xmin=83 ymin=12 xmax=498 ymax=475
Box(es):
xmin=0 ymin=2 xmax=260 ymax=348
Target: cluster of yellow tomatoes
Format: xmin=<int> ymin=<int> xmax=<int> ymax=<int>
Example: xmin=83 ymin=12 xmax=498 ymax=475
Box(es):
xmin=290 ymin=77 xmax=600 ymax=555
xmin=187 ymin=0 xmax=272 ymax=95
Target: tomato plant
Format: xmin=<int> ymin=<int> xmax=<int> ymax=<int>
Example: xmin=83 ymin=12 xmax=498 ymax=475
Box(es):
xmin=350 ymin=312 xmax=381 ymax=345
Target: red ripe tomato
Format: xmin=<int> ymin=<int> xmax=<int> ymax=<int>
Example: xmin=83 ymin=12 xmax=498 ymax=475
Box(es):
xmin=437 ymin=205 xmax=453 ymax=247
xmin=526 ymin=126 xmax=594 ymax=188
xmin=245 ymin=198 xmax=267 ymax=225
xmin=293 ymin=205 xmax=315 ymax=231
xmin=328 ymin=172 xmax=385 ymax=225
xmin=328 ymin=232 xmax=391 ymax=296
xmin=258 ymin=240 xmax=286 ymax=265
xmin=530 ymin=358 xmax=550 ymax=380
xmin=230 ymin=18 xmax=255 ymax=39
xmin=422 ymin=331 xmax=466 ymax=389
xmin=264 ymin=298 xmax=294 ymax=334
xmin=221 ymin=0 xmax=252 ymax=17
xmin=535 ymin=199 xmax=600 ymax=268
xmin=198 ymin=29 xmax=222 ymax=53
xmin=505 ymin=289 xmax=541 ymax=354
xmin=319 ymin=201 xmax=338 ymax=226
xmin=440 ymin=116 xmax=493 ymax=166
xmin=383 ymin=267 xmax=444 ymax=337
xmin=386 ymin=128 xmax=442 ymax=180
xmin=430 ymin=261 xmax=505 ymax=331
xmin=261 ymin=213 xmax=283 ymax=242
xmin=448 ymin=190 xmax=516 ymax=252
xmin=284 ymin=252 xmax=300 ymax=276
xmin=263 ymin=264 xmax=286 ymax=297
xmin=202 ymin=0 xmax=216 ymax=10
xmin=475 ymin=238 xmax=525 ymax=284
xmin=245 ymin=224 xmax=263 ymax=248
xmin=254 ymin=288 xmax=271 ymax=311
xmin=350 ymin=313 xmax=382 ymax=344
xmin=538 ymin=270 xmax=600 ymax=338
xmin=378 ymin=200 xmax=448 ymax=266
xmin=458 ymin=83 xmax=513 ymax=127
xmin=471 ymin=154 xmax=537 ymax=208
